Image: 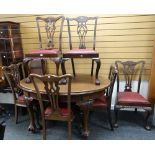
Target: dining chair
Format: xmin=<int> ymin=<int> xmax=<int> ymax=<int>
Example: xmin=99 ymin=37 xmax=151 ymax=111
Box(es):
xmin=2 ymin=63 xmax=33 ymax=124
xmin=30 ymin=73 xmax=74 ymax=140
xmin=24 ymin=58 xmax=47 ymax=83
xmin=25 ymin=16 xmax=66 ymax=75
xmin=92 ymin=65 xmax=117 ymax=130
xmin=63 ymin=16 xmax=101 ymax=85
xmin=114 ymin=60 xmax=153 ymax=130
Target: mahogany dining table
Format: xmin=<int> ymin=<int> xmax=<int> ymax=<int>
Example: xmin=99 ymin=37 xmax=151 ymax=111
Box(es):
xmin=19 ymin=74 xmax=110 ymax=138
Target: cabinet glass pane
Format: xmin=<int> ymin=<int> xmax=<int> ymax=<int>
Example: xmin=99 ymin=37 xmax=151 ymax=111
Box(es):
xmin=12 ymin=38 xmax=22 ymax=51
xmin=0 ymin=25 xmax=9 ymax=38
xmin=11 ymin=24 xmax=20 ymax=37
xmin=0 ymin=39 xmax=11 ymax=53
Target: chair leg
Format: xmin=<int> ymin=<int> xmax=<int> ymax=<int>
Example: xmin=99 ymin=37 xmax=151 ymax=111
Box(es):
xmin=15 ymin=106 xmax=18 ymax=124
xmin=33 ymin=103 xmax=42 ymax=130
xmin=61 ymin=58 xmax=67 ymax=75
xmin=134 ymin=108 xmax=138 ymax=113
xmin=91 ymin=59 xmax=95 ymax=76
xmin=71 ymin=58 xmax=76 ymax=77
xmin=55 ymin=62 xmax=60 ymax=75
xmin=68 ymin=121 xmax=72 ymax=140
xmin=94 ymin=58 xmax=101 ymax=85
xmin=114 ymin=106 xmax=119 ymax=128
xmin=144 ymin=110 xmax=151 ymax=131
xmin=107 ymin=108 xmax=113 ymax=131
xmin=42 ymin=120 xmax=46 ymax=140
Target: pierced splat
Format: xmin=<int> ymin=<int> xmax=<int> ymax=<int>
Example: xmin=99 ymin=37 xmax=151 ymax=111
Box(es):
xmin=43 ymin=79 xmax=60 ymax=111
xmin=30 ymin=74 xmax=72 ymax=117
xmin=45 ymin=18 xmax=56 ymax=49
xmin=115 ymin=61 xmax=145 ymax=92
xmin=67 ymin=16 xmax=97 ymax=50
xmin=76 ymin=16 xmax=88 ymax=49
xmin=36 ymin=16 xmax=65 ymax=50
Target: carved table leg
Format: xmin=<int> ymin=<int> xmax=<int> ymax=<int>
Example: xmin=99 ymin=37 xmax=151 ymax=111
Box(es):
xmin=77 ymin=99 xmax=93 ymax=139
xmin=81 ymin=105 xmax=90 ymax=138
xmin=26 ymin=100 xmax=36 ymax=133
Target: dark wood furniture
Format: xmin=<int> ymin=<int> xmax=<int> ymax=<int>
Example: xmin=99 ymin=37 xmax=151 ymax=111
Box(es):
xmin=114 ymin=61 xmax=153 ymax=130
xmin=63 ymin=16 xmax=101 ymax=85
xmin=25 ymin=16 xmax=66 ymax=75
xmin=92 ymin=66 xmax=117 ymax=131
xmin=30 ymin=74 xmax=73 ymax=140
xmin=19 ymin=74 xmax=110 ymax=138
xmin=23 ymin=58 xmax=47 ymax=83
xmin=2 ymin=63 xmax=32 ymax=124
xmin=0 ymin=22 xmax=23 ymax=91
xmin=148 ymin=40 xmax=155 ymax=103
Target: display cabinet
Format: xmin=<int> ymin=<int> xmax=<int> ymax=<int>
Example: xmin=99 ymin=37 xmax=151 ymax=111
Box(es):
xmin=0 ymin=21 xmax=23 ymax=91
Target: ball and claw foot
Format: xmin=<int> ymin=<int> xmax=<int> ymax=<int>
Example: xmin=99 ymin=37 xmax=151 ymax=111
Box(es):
xmin=145 ymin=125 xmax=151 ymax=131
xmin=114 ymin=123 xmax=118 ymax=128
xmin=28 ymin=126 xmax=35 ymax=133
xmin=95 ymin=79 xmax=100 ymax=85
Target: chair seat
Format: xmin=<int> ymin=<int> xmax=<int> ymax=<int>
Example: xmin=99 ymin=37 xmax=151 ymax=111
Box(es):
xmin=63 ymin=48 xmax=99 ymax=58
xmin=25 ymin=49 xmax=59 ymax=58
xmin=45 ymin=106 xmax=69 ymax=117
xmin=117 ymin=92 xmax=151 ymax=107
xmin=16 ymin=95 xmax=27 ymax=106
xmin=93 ymin=95 xmax=107 ymax=107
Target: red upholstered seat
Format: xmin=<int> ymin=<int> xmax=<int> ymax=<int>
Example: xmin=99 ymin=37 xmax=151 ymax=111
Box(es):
xmin=45 ymin=106 xmax=69 ymax=117
xmin=66 ymin=48 xmax=97 ymax=54
xmin=93 ymin=95 xmax=107 ymax=107
xmin=25 ymin=49 xmax=60 ymax=58
xmin=30 ymin=49 xmax=59 ymax=54
xmin=17 ymin=95 xmax=25 ymax=104
xmin=117 ymin=92 xmax=151 ymax=107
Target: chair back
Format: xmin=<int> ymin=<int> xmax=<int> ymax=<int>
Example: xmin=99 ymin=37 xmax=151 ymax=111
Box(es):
xmin=2 ymin=62 xmax=25 ymax=102
xmin=28 ymin=58 xmax=47 ymax=75
xmin=106 ymin=65 xmax=117 ymax=104
xmin=30 ymin=74 xmax=72 ymax=121
xmin=115 ymin=61 xmax=145 ymax=93
xmin=66 ymin=16 xmax=98 ymax=50
xmin=36 ymin=16 xmax=65 ymax=51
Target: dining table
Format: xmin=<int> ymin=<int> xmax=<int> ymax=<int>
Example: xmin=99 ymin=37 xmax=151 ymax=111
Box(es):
xmin=19 ymin=74 xmax=110 ymax=138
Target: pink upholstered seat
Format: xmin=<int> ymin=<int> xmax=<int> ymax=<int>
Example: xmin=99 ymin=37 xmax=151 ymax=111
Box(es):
xmin=93 ymin=95 xmax=107 ymax=108
xmin=17 ymin=95 xmax=25 ymax=104
xmin=30 ymin=49 xmax=59 ymax=54
xmin=25 ymin=49 xmax=60 ymax=58
xmin=117 ymin=92 xmax=151 ymax=107
xmin=44 ymin=106 xmax=69 ymax=117
xmin=64 ymin=48 xmax=99 ymax=58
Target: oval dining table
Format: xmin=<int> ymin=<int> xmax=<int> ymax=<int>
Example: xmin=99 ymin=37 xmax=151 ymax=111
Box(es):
xmin=19 ymin=74 xmax=110 ymax=138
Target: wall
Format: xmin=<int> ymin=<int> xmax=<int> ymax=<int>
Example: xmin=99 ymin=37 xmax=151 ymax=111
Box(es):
xmin=0 ymin=14 xmax=155 ymax=80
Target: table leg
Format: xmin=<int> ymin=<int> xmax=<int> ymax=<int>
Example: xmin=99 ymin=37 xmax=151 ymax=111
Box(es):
xmin=81 ymin=104 xmax=90 ymax=138
xmin=78 ymin=101 xmax=93 ymax=139
xmin=27 ymin=103 xmax=35 ymax=132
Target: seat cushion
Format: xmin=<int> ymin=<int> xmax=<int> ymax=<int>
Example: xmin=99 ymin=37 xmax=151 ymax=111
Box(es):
xmin=45 ymin=106 xmax=53 ymax=116
xmin=117 ymin=92 xmax=151 ymax=107
xmin=63 ymin=48 xmax=99 ymax=58
xmin=17 ymin=95 xmax=26 ymax=104
xmin=25 ymin=49 xmax=59 ymax=57
xmin=93 ymin=95 xmax=107 ymax=107
xmin=66 ymin=48 xmax=97 ymax=54
xmin=44 ymin=107 xmax=69 ymax=117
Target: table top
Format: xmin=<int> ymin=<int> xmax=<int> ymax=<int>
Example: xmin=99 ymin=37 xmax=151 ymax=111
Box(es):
xmin=19 ymin=74 xmax=110 ymax=96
